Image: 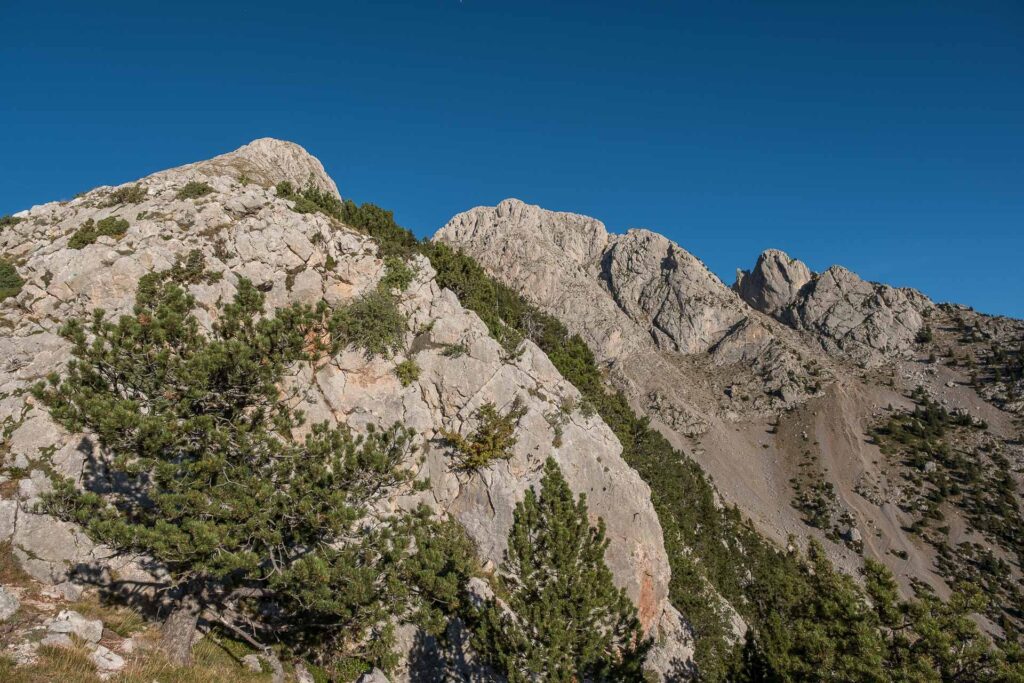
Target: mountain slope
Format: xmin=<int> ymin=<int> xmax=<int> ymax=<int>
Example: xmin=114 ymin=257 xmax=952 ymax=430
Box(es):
xmin=0 ymin=141 xmax=689 ymax=680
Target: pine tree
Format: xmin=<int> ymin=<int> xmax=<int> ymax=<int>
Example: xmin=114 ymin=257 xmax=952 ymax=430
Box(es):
xmin=473 ymin=457 xmax=650 ymax=682
xmin=33 ymin=258 xmax=465 ymax=670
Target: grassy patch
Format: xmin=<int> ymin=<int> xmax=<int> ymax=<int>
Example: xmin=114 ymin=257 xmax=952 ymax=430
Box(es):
xmin=1 ymin=215 xmax=24 ymax=232
xmin=0 ymin=541 xmax=34 ymax=587
xmin=67 ymin=596 xmax=147 ymax=638
xmin=1 ymin=642 xmax=99 ymax=683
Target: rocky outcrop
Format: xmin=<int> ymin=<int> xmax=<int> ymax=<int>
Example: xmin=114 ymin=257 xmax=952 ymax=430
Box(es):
xmin=735 ymin=250 xmax=933 ymax=365
xmin=734 ymin=248 xmax=812 ymax=317
xmin=148 ymin=136 xmax=341 ymax=198
xmin=0 ymin=141 xmax=688 ymax=677
xmin=601 ymin=229 xmax=748 ymax=354
xmin=436 ymin=199 xmax=829 ymax=430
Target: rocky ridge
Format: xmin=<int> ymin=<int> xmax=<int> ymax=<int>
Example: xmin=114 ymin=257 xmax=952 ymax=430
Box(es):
xmin=735 ymin=249 xmax=934 ymax=365
xmin=436 ymin=199 xmax=831 ymax=438
xmin=0 ymin=141 xmax=690 ymax=679
xmin=435 ymin=197 xmax=1022 ymax=608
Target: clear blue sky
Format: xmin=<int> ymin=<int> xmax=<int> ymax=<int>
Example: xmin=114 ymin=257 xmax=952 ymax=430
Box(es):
xmin=2 ymin=1 xmax=1021 ymax=317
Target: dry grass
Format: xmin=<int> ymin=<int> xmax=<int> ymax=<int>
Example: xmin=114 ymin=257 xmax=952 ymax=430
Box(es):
xmin=66 ymin=596 xmax=147 ymax=639
xmin=0 ymin=631 xmax=276 ymax=683
xmin=112 ymin=635 xmax=274 ymax=682
xmin=0 ymin=542 xmax=34 ymax=588
xmin=0 ymin=642 xmax=101 ymax=683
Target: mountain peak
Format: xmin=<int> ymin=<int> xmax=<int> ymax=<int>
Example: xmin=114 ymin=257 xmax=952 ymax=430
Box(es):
xmin=734 ymin=248 xmax=814 ymax=316
xmin=148 ymin=137 xmax=340 ymax=199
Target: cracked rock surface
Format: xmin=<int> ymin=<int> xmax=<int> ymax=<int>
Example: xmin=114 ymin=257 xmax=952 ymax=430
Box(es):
xmin=736 ymin=249 xmax=933 ymax=365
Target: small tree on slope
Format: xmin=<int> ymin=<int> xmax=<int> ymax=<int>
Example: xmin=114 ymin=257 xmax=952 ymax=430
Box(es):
xmin=473 ymin=457 xmax=651 ymax=682
xmin=33 ymin=264 xmax=459 ymax=669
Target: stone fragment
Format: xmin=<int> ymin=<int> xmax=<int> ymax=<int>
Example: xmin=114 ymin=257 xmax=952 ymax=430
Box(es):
xmin=90 ymin=644 xmax=126 ymax=674
xmin=0 ymin=586 xmax=20 ymax=621
xmin=46 ymin=609 xmax=103 ymax=644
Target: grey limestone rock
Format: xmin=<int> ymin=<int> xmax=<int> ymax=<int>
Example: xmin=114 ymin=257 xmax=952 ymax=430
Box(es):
xmin=0 ymin=586 xmax=19 ymax=622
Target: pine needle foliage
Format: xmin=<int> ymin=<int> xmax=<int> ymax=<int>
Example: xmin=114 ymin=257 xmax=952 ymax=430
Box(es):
xmin=31 ymin=258 xmax=469 ymax=668
xmin=442 ymin=398 xmax=527 ymax=471
xmin=330 ymin=288 xmax=407 ymax=359
xmin=0 ymin=259 xmax=24 ymax=301
xmin=473 ymin=458 xmax=650 ymax=682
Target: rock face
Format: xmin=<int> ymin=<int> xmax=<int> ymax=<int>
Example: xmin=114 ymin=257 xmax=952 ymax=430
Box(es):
xmin=437 ymin=198 xmax=750 ymax=361
xmin=601 ymin=229 xmax=748 ymax=354
xmin=0 ymin=141 xmax=686 ymax=677
xmin=734 ymin=248 xmax=813 ymax=317
xmin=436 ymin=199 xmax=828 ymax=432
xmin=150 ymin=137 xmax=341 ymax=198
xmin=735 ymin=250 xmax=934 ymax=365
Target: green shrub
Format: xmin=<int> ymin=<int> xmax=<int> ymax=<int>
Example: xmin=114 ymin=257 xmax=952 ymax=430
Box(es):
xmin=278 ymin=181 xmax=347 ymax=223
xmin=379 ymin=256 xmax=415 ymax=292
xmin=0 ymin=215 xmax=23 ymax=232
xmin=290 ymin=195 xmax=322 ymax=214
xmin=330 ymin=289 xmax=407 ymax=358
xmin=0 ymin=260 xmax=24 ymax=301
xmin=337 ymin=201 xmax=418 ymax=259
xmin=176 ymin=181 xmax=214 ymax=200
xmin=97 ymin=216 xmax=129 ymax=236
xmin=102 ymin=184 xmax=147 ymax=206
xmin=441 ymin=343 xmax=468 ymax=358
xmin=394 ymin=359 xmax=421 ymax=387
xmin=442 ymin=398 xmax=527 ymax=471
xmin=67 ymin=216 xmax=129 ymax=249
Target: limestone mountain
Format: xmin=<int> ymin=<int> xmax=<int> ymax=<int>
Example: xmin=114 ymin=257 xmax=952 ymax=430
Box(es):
xmin=437 ymin=198 xmax=1024 ymax=648
xmin=1 ymin=143 xmax=1021 ymax=682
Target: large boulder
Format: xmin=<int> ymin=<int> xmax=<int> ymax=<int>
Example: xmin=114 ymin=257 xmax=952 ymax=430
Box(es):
xmin=735 ymin=250 xmax=933 ymax=365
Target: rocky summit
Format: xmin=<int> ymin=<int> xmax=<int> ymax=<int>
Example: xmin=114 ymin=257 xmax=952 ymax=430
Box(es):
xmin=1 ymin=141 xmax=1022 ymax=682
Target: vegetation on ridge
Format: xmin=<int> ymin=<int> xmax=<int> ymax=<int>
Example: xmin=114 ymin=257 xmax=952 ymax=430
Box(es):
xmin=30 ymin=246 xmax=639 ymax=680
xmin=333 ymin=191 xmax=1024 ymax=681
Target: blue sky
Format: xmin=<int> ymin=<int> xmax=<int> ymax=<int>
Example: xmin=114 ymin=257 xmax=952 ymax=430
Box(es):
xmin=2 ymin=1 xmax=1021 ymax=316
